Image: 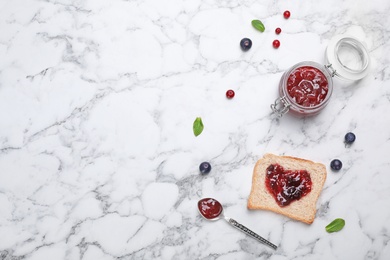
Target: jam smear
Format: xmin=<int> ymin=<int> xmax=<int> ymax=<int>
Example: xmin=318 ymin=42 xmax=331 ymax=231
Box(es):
xmin=198 ymin=198 xmax=223 ymax=219
xmin=265 ymin=164 xmax=312 ymax=207
xmin=287 ymin=66 xmax=329 ymax=107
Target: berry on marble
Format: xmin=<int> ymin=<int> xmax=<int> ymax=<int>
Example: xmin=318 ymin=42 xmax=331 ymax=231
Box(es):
xmin=275 ymin=27 xmax=282 ymax=35
xmin=273 ymin=39 xmax=280 ymax=49
xmin=330 ymin=159 xmax=342 ymax=171
xmin=226 ymin=89 xmax=235 ymax=99
xmin=344 ymin=132 xmax=356 ymax=144
xmin=240 ymin=38 xmax=252 ymax=51
xmin=199 ymin=162 xmax=212 ymax=174
xmin=283 ymin=10 xmax=291 ymax=19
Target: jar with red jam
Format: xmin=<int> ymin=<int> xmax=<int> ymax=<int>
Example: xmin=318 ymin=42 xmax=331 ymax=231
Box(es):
xmin=271 ymin=36 xmax=370 ymax=117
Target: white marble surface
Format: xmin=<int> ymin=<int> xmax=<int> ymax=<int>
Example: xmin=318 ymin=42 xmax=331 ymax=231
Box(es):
xmin=0 ymin=0 xmax=389 ymax=259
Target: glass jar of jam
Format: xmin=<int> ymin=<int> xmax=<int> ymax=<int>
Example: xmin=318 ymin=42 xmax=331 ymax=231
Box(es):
xmin=271 ymin=35 xmax=370 ymax=117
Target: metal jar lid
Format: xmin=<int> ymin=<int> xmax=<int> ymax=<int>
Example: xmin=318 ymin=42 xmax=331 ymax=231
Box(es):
xmin=325 ymin=35 xmax=370 ymax=81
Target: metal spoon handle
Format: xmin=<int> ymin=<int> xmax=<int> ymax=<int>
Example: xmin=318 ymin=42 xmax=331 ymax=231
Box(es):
xmin=227 ymin=218 xmax=277 ymax=250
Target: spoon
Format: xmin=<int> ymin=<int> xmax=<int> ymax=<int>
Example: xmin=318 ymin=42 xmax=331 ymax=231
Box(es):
xmin=198 ymin=198 xmax=277 ymax=250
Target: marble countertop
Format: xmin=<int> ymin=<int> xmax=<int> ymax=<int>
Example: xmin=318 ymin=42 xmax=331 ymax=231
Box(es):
xmin=1 ymin=0 xmax=390 ymax=259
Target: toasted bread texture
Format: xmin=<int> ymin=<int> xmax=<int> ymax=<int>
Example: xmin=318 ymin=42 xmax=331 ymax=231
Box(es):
xmin=248 ymin=153 xmax=327 ymax=224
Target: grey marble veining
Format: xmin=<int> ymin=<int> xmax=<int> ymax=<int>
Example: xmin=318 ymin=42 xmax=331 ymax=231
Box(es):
xmin=0 ymin=0 xmax=389 ymax=259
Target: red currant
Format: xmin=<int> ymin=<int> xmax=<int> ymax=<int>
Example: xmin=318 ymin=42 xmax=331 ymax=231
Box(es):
xmin=275 ymin=27 xmax=281 ymax=34
xmin=283 ymin=10 xmax=291 ymax=19
xmin=226 ymin=89 xmax=235 ymax=99
xmin=273 ymin=40 xmax=280 ymax=49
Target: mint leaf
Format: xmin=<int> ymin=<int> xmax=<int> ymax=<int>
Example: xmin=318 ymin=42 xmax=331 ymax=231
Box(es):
xmin=251 ymin=20 xmax=265 ymax=32
xmin=326 ymin=218 xmax=345 ymax=233
xmin=193 ymin=117 xmax=204 ymax=137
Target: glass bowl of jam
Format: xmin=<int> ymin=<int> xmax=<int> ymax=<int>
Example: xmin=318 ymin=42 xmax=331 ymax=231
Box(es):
xmin=271 ymin=35 xmax=370 ymax=117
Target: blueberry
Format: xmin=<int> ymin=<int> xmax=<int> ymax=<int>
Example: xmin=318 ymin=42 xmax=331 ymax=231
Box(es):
xmin=344 ymin=132 xmax=356 ymax=144
xmin=199 ymin=162 xmax=211 ymax=174
xmin=240 ymin=38 xmax=252 ymax=51
xmin=330 ymin=159 xmax=342 ymax=171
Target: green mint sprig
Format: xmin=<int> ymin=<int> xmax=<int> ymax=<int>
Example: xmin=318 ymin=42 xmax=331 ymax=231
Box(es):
xmin=325 ymin=218 xmax=345 ymax=233
xmin=251 ymin=20 xmax=265 ymax=32
xmin=193 ymin=117 xmax=204 ymax=137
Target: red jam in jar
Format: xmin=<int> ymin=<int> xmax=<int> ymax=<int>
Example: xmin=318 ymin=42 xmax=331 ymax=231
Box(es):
xmin=271 ymin=36 xmax=370 ymax=118
xmin=286 ymin=66 xmax=329 ymax=107
xmin=198 ymin=198 xmax=223 ymax=219
xmin=265 ymin=164 xmax=312 ymax=207
xmin=272 ymin=61 xmax=334 ymax=117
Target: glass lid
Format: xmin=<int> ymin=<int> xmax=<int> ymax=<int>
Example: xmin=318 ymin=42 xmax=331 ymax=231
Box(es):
xmin=325 ymin=35 xmax=370 ymax=81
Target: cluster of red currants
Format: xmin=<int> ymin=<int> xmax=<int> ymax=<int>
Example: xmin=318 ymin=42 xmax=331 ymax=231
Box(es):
xmin=273 ymin=10 xmax=291 ymax=49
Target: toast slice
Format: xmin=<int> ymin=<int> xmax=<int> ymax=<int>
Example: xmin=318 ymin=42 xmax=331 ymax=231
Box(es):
xmin=248 ymin=153 xmax=327 ymax=224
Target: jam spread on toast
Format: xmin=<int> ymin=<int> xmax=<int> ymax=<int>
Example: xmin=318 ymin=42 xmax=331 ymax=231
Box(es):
xmin=265 ymin=164 xmax=312 ymax=206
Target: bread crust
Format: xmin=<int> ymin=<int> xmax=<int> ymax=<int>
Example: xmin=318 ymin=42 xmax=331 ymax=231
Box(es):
xmin=247 ymin=153 xmax=327 ymax=224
